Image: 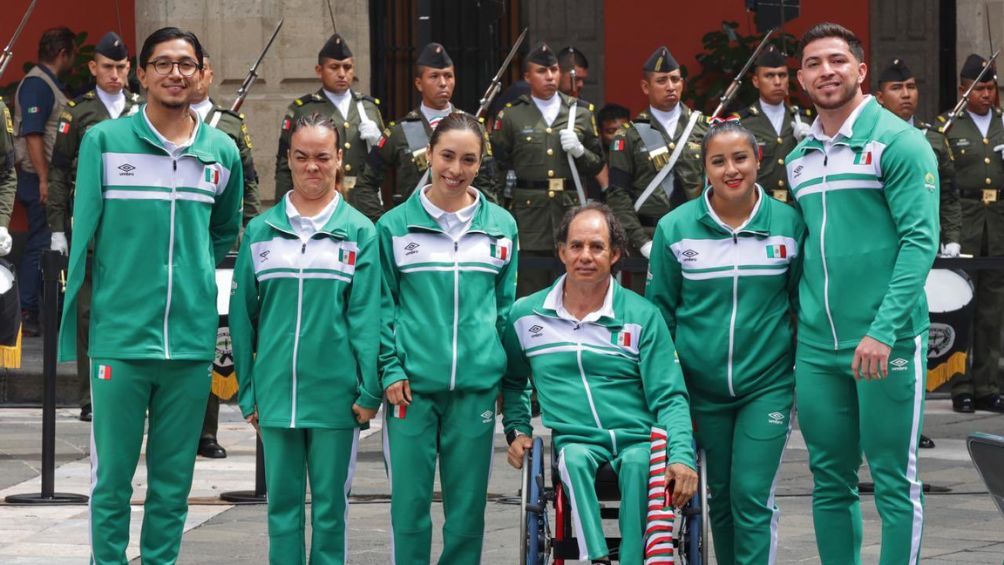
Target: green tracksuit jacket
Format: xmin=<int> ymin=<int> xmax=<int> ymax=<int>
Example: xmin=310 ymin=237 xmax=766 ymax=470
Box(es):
xmin=785 ymin=97 xmax=939 ymax=349
xmin=501 ymin=276 xmax=695 ymax=469
xmin=377 ymin=189 xmax=518 ymax=392
xmin=646 ymin=185 xmax=805 ymax=399
xmin=230 ymin=195 xmax=383 ymax=428
xmin=58 ymin=106 xmax=243 ymax=363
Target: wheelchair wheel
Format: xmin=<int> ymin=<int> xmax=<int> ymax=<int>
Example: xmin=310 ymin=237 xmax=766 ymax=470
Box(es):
xmin=519 ymin=437 xmax=550 ymax=565
xmin=699 ymin=448 xmax=709 ymax=564
xmin=677 ymin=447 xmax=710 ymax=565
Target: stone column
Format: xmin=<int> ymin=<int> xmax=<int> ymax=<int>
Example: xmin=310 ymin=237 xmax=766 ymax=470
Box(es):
xmin=135 ymin=0 xmax=371 ymax=202
xmin=957 ymin=0 xmax=1003 ymax=92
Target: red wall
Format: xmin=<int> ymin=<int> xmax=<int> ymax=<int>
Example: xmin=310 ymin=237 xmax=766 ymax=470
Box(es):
xmin=1 ymin=0 xmax=137 ymax=84
xmin=603 ymin=0 xmax=870 ymax=113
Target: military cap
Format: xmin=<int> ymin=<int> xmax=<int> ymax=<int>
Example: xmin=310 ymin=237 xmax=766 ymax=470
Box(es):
xmin=558 ymin=46 xmax=588 ymax=70
xmin=319 ymin=33 xmax=353 ymax=61
xmin=754 ymin=44 xmax=786 ymax=69
xmin=95 ymin=31 xmax=128 ymax=61
xmin=643 ymin=46 xmax=679 ymax=73
xmin=960 ymin=53 xmax=995 ymax=82
xmin=416 ymin=42 xmax=453 ymax=69
xmin=526 ymin=42 xmax=558 ymax=67
xmin=877 ymin=57 xmax=913 ymax=85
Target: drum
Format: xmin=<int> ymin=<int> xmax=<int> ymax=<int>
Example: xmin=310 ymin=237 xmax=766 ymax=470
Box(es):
xmin=0 ymin=259 xmax=21 ymax=368
xmin=925 ymin=269 xmax=975 ymax=392
xmin=212 ymin=266 xmax=237 ymax=400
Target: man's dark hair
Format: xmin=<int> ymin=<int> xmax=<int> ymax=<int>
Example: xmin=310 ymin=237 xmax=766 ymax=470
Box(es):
xmin=800 ymin=22 xmax=865 ymax=63
xmin=558 ymin=47 xmax=589 ymax=71
xmin=597 ymin=103 xmax=631 ymax=126
xmin=139 ymin=27 xmax=204 ymax=69
xmin=38 ymin=27 xmax=76 ymax=63
xmin=555 ymin=203 xmax=630 ymax=272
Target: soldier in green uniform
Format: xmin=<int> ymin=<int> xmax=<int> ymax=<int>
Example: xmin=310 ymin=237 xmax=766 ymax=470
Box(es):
xmin=355 ymin=42 xmax=494 ymax=218
xmin=490 ymin=42 xmax=604 ymax=296
xmin=938 ymin=54 xmax=1004 ymax=413
xmin=188 ymin=50 xmax=262 ymax=459
xmin=737 ymin=44 xmax=813 ymax=203
xmin=874 ymin=58 xmax=961 ymax=258
xmin=0 ymin=98 xmax=16 ymax=257
xmin=606 ymin=46 xmax=707 ymax=266
xmin=47 ymin=32 xmax=140 ymax=423
xmin=275 ymin=33 xmax=384 ymax=217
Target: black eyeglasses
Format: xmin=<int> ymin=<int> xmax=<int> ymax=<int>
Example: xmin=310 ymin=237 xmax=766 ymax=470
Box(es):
xmin=147 ymin=59 xmax=201 ymax=77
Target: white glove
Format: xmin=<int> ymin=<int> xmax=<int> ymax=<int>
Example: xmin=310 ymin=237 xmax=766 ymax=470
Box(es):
xmin=793 ymin=121 xmax=812 ymax=141
xmin=0 ymin=227 xmax=10 ymax=257
xmin=50 ymin=231 xmax=68 ymax=255
xmin=560 ymin=129 xmax=586 ymax=158
xmin=358 ymin=120 xmax=382 ymax=145
xmin=639 ymin=240 xmax=653 ymax=259
xmin=940 ymin=242 xmax=961 ymax=257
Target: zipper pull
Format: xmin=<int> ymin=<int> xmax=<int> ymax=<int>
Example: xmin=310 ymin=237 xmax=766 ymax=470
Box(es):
xmin=301 ymin=242 xmax=306 ymax=254
xmin=732 ymin=233 xmax=738 ymax=244
xmin=823 ymin=155 xmax=828 ymax=167
xmin=172 ymin=160 xmax=177 ymax=171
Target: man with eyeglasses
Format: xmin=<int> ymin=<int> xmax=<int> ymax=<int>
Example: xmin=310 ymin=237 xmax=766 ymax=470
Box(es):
xmin=275 ymin=33 xmax=385 ymax=217
xmin=57 ymin=27 xmax=243 ymax=563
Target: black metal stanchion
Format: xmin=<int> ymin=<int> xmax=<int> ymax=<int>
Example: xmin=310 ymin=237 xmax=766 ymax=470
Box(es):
xmin=6 ymin=250 xmax=88 ymax=505
xmin=220 ymin=434 xmax=267 ymax=504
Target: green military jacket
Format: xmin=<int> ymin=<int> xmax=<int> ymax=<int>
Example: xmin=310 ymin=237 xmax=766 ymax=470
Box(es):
xmin=490 ymin=92 xmax=604 ymax=251
xmin=938 ymin=108 xmax=1004 ymax=249
xmin=47 ymin=89 xmax=143 ymax=232
xmin=275 ymin=89 xmax=385 ymax=215
xmin=606 ymin=106 xmax=707 ymax=251
xmin=204 ymin=101 xmax=261 ymax=224
xmin=738 ymin=99 xmax=812 ymax=202
xmin=354 ymin=106 xmax=496 ymax=221
xmin=917 ymin=118 xmax=960 ymax=244
xmin=0 ymin=98 xmax=16 ymax=228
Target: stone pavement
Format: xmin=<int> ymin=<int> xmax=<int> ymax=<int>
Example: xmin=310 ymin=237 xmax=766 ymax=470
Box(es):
xmin=0 ymin=400 xmax=1002 ymax=564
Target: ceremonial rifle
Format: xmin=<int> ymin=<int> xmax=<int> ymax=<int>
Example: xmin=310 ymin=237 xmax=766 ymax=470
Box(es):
xmin=475 ymin=27 xmax=528 ymax=119
xmin=710 ymin=28 xmax=775 ymax=119
xmin=0 ymin=0 xmax=38 ymax=82
xmin=230 ymin=18 xmax=284 ymax=113
xmin=943 ymin=48 xmax=1001 ymax=133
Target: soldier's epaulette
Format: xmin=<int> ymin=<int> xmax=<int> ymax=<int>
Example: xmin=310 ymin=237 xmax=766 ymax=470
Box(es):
xmin=58 ymin=110 xmax=73 ymax=122
xmin=737 ymin=106 xmax=757 ymax=119
xmin=66 ymin=100 xmax=77 ymax=108
xmin=996 ymin=107 xmax=1003 ymax=117
xmin=355 ymin=91 xmax=380 ymax=105
xmin=402 ymin=110 xmax=423 ymax=121
xmin=294 ymin=92 xmax=323 ymax=106
xmin=633 ymin=112 xmax=652 ymax=123
xmin=936 ymin=115 xmax=946 ymax=123
xmin=512 ymin=95 xmax=531 ymax=106
xmin=388 ymin=121 xmax=397 ymax=128
xmin=128 ymin=91 xmax=142 ymax=103
xmin=215 ymin=107 xmax=245 ymax=121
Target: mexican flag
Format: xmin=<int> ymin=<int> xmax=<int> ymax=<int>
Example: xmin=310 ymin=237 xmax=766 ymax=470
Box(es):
xmin=611 ymin=328 xmax=633 ymax=348
xmin=97 ymin=365 xmax=112 ymax=380
xmin=393 ymin=404 xmax=407 ymax=419
xmin=339 ymin=247 xmax=356 ymax=266
xmin=766 ymin=244 xmax=787 ymax=259
xmin=490 ymin=242 xmax=508 ymax=261
xmin=204 ymin=167 xmax=220 ymax=184
xmin=853 ymin=150 xmax=873 ymax=165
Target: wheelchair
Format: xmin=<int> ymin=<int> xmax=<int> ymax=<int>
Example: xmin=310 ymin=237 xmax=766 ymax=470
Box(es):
xmin=518 ymin=436 xmax=709 ymax=564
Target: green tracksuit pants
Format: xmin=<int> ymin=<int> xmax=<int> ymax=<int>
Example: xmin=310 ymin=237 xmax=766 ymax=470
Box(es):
xmin=259 ymin=426 xmax=360 ymax=565
xmin=690 ymin=381 xmax=794 ymax=565
xmin=383 ymin=388 xmax=497 ymax=565
xmin=796 ymin=335 xmax=927 ymax=565
xmin=89 ymin=357 xmax=211 ymax=565
xmin=556 ymin=440 xmax=650 ymax=564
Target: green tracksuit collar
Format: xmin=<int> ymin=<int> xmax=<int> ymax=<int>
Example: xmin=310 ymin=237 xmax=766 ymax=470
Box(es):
xmin=535 ymin=275 xmax=628 ymax=329
xmin=130 ymin=104 xmax=218 ymax=163
xmin=399 ymin=185 xmax=506 ymax=236
xmin=794 ymin=96 xmax=881 ymax=156
xmin=262 ymin=194 xmax=349 ymax=240
xmin=696 ymin=184 xmax=772 ymax=236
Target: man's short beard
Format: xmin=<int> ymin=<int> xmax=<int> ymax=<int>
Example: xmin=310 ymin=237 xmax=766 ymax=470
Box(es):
xmin=161 ymin=100 xmax=186 ymax=110
xmin=809 ymin=81 xmax=859 ymax=111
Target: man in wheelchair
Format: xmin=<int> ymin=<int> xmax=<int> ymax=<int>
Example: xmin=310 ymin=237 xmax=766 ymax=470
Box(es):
xmin=502 ymin=203 xmax=698 ymax=564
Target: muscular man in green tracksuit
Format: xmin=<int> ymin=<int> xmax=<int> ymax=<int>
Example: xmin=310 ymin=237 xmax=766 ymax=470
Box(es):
xmin=355 ymin=43 xmax=495 ymax=217
xmin=58 ymin=28 xmax=243 ymax=564
xmin=647 ymin=121 xmax=806 ymax=564
xmin=231 ymin=115 xmax=381 ymax=564
xmin=378 ymin=114 xmax=518 ymax=564
xmin=504 ymin=204 xmax=696 ymax=565
xmin=276 ymin=34 xmax=385 ymax=217
xmin=786 ymin=24 xmax=939 ymax=565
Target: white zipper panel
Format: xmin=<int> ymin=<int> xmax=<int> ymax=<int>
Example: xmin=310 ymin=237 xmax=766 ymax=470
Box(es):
xmin=163 ymin=158 xmax=178 ymax=359
xmin=820 ymin=152 xmax=839 ymax=349
xmin=727 ymin=234 xmax=739 ymax=397
xmin=290 ymin=240 xmax=307 ymax=427
xmin=449 ymin=240 xmax=460 ymax=391
xmin=575 ymin=344 xmax=607 ymax=444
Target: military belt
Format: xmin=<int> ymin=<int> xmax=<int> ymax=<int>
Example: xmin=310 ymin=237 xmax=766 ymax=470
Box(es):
xmin=960 ymin=188 xmax=1002 ymax=204
xmin=518 ymin=179 xmax=568 ymax=190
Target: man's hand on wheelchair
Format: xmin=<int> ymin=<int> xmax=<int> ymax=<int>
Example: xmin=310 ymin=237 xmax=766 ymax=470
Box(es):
xmin=666 ymin=463 xmax=698 ymax=507
xmin=507 ymin=435 xmax=534 ymax=469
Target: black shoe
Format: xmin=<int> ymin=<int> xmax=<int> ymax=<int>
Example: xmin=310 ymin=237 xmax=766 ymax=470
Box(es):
xmin=975 ymin=394 xmax=1004 ymax=413
xmin=198 ymin=438 xmax=227 ymax=458
xmin=20 ymin=310 xmax=40 ymax=337
xmin=919 ymin=434 xmax=935 ymax=449
xmin=79 ymin=404 xmax=92 ymax=422
xmin=953 ymin=394 xmax=975 ymax=413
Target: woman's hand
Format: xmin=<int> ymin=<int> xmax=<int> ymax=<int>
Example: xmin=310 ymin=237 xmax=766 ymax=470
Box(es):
xmin=352 ymin=404 xmax=379 ymax=424
xmin=245 ymin=409 xmax=260 ymax=434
